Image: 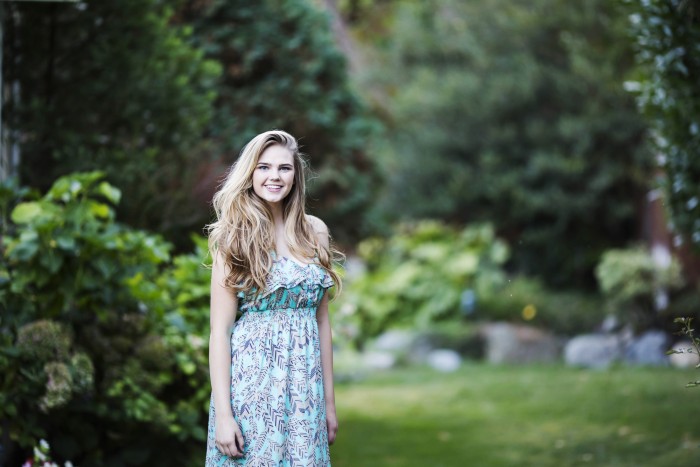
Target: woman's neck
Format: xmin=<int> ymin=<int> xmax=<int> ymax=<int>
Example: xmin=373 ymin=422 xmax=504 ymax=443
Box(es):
xmin=268 ymin=202 xmax=285 ymax=228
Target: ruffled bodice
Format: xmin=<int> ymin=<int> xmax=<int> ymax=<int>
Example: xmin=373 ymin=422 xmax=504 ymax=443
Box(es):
xmin=236 ymin=253 xmax=334 ymax=313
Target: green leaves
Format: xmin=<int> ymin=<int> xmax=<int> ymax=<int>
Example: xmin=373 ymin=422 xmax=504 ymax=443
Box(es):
xmin=333 ymin=221 xmax=509 ymax=347
xmin=0 ymin=173 xmax=215 ymax=463
xmin=596 ymin=246 xmax=684 ymax=331
xmin=624 ymin=0 xmax=700 ymax=247
xmin=11 ymin=202 xmax=42 ymax=224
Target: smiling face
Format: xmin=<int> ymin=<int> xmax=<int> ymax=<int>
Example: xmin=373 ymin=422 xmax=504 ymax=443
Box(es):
xmin=252 ymin=144 xmax=295 ymax=206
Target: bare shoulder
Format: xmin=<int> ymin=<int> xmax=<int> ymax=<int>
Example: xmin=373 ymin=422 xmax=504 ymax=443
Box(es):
xmin=305 ymin=214 xmax=329 ymax=246
xmin=306 ymin=214 xmax=328 ymax=233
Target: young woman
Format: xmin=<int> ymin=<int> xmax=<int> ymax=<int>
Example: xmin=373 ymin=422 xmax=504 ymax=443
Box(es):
xmin=205 ymin=130 xmax=341 ymax=466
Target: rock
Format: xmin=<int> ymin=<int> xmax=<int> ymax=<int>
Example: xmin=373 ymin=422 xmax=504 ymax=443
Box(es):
xmin=624 ymin=329 xmax=669 ymax=366
xmin=564 ymin=334 xmax=622 ymax=369
xmin=362 ymin=351 xmax=396 ymax=370
xmin=669 ymin=340 xmax=700 ymax=369
xmin=426 ymin=349 xmax=462 ymax=372
xmin=600 ymin=314 xmax=619 ymax=333
xmin=372 ymin=330 xmax=415 ymax=353
xmin=482 ymin=322 xmax=561 ymax=365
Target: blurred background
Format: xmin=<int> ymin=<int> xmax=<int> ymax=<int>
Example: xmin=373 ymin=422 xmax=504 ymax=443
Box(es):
xmin=1 ymin=0 xmax=699 ymax=465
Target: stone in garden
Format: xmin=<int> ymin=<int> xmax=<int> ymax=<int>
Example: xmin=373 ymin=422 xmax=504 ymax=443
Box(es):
xmin=406 ymin=333 xmax=437 ymax=365
xmin=600 ymin=314 xmax=619 ymax=333
xmin=624 ymin=329 xmax=669 ymax=366
xmin=362 ymin=351 xmax=396 ymax=370
xmin=564 ymin=334 xmax=622 ymax=369
xmin=426 ymin=349 xmax=461 ymax=372
xmin=371 ymin=330 xmax=415 ymax=353
xmin=668 ymin=340 xmax=700 ymax=369
xmin=481 ymin=322 xmax=561 ymax=364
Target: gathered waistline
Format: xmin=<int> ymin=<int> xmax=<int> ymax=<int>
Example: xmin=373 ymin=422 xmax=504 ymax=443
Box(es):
xmin=240 ymin=306 xmax=318 ymax=314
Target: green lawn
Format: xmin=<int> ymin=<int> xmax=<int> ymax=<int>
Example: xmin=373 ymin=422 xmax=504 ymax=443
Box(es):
xmin=330 ymin=364 xmax=700 ymax=466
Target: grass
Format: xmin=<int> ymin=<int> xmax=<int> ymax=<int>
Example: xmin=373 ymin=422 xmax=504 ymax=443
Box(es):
xmin=330 ymin=364 xmax=700 ymax=466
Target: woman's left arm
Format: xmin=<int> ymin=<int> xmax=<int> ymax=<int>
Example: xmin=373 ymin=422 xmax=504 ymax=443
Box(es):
xmin=317 ymin=292 xmax=337 ymax=444
xmin=309 ymin=215 xmax=338 ymax=445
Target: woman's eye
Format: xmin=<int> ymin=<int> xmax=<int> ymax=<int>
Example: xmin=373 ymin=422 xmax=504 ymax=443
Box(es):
xmin=257 ymin=166 xmax=268 ymax=170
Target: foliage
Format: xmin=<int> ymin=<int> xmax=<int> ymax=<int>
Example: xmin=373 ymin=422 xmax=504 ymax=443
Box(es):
xmin=333 ymin=221 xmax=509 ymax=348
xmin=3 ymin=0 xmax=220 ymax=242
xmin=131 ymin=234 xmax=212 ymax=417
xmin=667 ymin=317 xmax=700 ymax=387
xmin=624 ymin=0 xmax=700 ymax=246
xmin=477 ymin=276 xmax=607 ymax=336
xmin=178 ymin=0 xmax=383 ymax=242
xmin=21 ymin=438 xmax=73 ymax=467
xmin=0 ymin=173 xmax=206 ymax=466
xmin=349 ymin=0 xmax=652 ymax=287
xmin=595 ymin=246 xmax=684 ymax=331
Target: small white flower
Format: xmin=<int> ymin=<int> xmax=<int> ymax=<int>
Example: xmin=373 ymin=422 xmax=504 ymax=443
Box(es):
xmin=40 ymin=439 xmax=50 ymax=451
xmin=34 ymin=447 xmax=47 ymax=462
xmin=65 ymin=462 xmax=74 ymax=467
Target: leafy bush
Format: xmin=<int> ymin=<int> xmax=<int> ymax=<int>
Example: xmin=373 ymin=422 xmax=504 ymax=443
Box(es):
xmin=0 ymin=173 xmax=207 ymax=466
xmin=332 ymin=221 xmax=509 ymax=348
xmin=624 ymin=0 xmax=700 ymax=246
xmin=595 ymin=246 xmax=684 ymax=332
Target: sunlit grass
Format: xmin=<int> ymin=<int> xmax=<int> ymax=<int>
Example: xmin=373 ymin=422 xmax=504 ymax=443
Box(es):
xmin=331 ymin=364 xmax=700 ymax=466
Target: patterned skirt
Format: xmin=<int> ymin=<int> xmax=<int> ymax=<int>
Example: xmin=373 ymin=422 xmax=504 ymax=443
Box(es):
xmin=206 ymin=306 xmax=331 ymax=466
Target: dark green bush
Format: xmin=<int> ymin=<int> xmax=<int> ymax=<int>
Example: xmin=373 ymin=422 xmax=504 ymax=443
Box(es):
xmin=0 ymin=173 xmax=207 ymax=466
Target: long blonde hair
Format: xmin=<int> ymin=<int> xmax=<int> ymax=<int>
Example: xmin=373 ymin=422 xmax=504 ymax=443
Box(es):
xmin=207 ymin=130 xmax=342 ymax=296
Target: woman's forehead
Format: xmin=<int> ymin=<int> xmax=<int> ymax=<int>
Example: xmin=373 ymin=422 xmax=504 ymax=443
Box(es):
xmin=258 ymin=145 xmax=294 ymax=165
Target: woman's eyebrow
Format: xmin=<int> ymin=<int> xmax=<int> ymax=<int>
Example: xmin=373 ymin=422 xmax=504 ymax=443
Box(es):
xmin=257 ymin=162 xmax=293 ymax=167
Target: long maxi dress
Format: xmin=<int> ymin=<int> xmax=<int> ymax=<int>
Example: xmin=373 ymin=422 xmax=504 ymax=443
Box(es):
xmin=206 ymin=252 xmax=334 ymax=466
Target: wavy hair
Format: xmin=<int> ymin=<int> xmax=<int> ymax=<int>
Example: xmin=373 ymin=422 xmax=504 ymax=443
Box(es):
xmin=207 ymin=130 xmax=342 ymax=297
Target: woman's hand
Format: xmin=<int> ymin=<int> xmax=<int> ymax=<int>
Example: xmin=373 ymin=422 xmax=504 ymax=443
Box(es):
xmin=215 ymin=415 xmax=245 ymax=459
xmin=326 ymin=403 xmax=338 ymax=445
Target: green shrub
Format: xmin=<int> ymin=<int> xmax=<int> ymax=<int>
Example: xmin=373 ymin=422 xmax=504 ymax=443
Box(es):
xmin=332 ymin=221 xmax=509 ymax=349
xmin=595 ymin=246 xmax=684 ymax=332
xmin=0 ymin=173 xmax=207 ymax=466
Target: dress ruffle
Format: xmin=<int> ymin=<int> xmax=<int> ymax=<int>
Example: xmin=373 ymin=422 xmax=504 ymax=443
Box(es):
xmin=237 ymin=256 xmax=334 ymax=305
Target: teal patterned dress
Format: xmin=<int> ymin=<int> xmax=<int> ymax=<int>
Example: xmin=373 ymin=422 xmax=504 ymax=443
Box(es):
xmin=206 ymin=253 xmax=334 ymax=466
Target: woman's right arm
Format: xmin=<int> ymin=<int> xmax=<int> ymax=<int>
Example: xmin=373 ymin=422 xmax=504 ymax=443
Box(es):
xmin=209 ymin=251 xmax=244 ymax=458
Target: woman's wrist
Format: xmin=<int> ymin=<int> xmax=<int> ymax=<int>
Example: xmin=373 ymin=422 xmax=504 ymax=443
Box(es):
xmin=215 ymin=406 xmax=236 ymax=421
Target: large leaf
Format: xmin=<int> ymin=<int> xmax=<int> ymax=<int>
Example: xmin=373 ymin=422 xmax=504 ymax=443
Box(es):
xmin=11 ymin=202 xmax=42 ymax=224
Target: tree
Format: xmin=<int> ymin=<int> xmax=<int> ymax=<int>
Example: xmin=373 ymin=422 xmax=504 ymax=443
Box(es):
xmin=347 ymin=0 xmax=652 ymax=287
xmin=3 ymin=0 xmax=219 ymax=241
xmin=624 ymin=0 xmax=700 ymax=247
xmin=178 ymin=0 xmax=382 ymax=242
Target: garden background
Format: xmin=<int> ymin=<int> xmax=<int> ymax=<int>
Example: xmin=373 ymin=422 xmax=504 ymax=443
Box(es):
xmin=1 ymin=0 xmax=700 ymax=465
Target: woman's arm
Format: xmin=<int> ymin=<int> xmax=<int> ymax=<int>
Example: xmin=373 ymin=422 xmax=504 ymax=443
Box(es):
xmin=209 ymin=251 xmax=244 ymax=458
xmin=308 ymin=215 xmax=338 ymax=445
xmin=316 ymin=291 xmax=338 ymax=444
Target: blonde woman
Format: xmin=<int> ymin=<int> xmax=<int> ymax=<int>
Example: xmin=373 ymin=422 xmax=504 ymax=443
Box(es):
xmin=205 ymin=130 xmax=341 ymax=466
